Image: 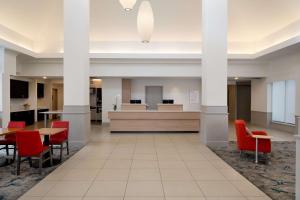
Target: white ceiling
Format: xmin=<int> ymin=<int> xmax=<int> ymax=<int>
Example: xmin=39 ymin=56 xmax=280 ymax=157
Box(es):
xmin=0 ymin=0 xmax=300 ymax=52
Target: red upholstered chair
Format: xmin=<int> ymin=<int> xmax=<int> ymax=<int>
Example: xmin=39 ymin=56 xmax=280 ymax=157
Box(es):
xmin=235 ymin=120 xmax=271 ymax=154
xmin=0 ymin=121 xmax=26 ymax=161
xmin=15 ymin=130 xmax=52 ymax=175
xmin=50 ymin=121 xmax=69 ymax=161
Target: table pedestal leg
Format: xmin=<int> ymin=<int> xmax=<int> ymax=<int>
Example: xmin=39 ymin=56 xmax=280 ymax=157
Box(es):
xmin=255 ymin=138 xmax=258 ymax=164
xmin=44 ymin=113 xmax=47 ymax=128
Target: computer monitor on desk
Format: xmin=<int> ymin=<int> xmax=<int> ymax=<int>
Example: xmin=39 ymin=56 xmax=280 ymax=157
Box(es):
xmin=130 ymin=99 xmax=142 ymax=104
xmin=162 ymin=99 xmax=174 ymax=104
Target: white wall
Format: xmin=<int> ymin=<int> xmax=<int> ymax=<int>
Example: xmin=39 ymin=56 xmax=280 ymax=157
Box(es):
xmin=37 ymin=80 xmax=52 ymax=109
xmin=251 ymin=78 xmax=271 ymax=112
xmin=131 ymin=78 xmax=201 ymax=111
xmin=101 ymin=78 xmax=122 ymax=123
xmin=267 ymin=51 xmax=300 ymax=116
xmin=251 ymin=50 xmax=300 ymax=116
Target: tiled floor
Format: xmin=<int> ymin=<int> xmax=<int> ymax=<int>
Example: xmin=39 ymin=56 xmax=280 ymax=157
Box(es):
xmin=18 ymin=124 xmax=273 ymax=200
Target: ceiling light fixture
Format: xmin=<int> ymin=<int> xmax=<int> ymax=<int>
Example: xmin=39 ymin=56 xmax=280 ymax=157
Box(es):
xmin=43 ymin=76 xmax=47 ymax=79
xmin=137 ymin=1 xmax=154 ymax=43
xmin=119 ymin=0 xmax=137 ymax=11
xmin=234 ymin=77 xmax=239 ymax=80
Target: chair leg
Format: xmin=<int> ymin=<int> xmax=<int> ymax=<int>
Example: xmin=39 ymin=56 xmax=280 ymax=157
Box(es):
xmin=66 ymin=141 xmax=69 ymax=155
xmin=28 ymin=157 xmax=33 ymax=167
xmin=49 ymin=150 xmax=53 ymax=166
xmin=39 ymin=154 xmax=43 ymax=174
xmin=16 ymin=156 xmax=21 ymax=175
xmin=51 ymin=145 xmax=53 ymax=155
xmin=60 ymin=144 xmax=63 ymax=161
xmin=13 ymin=145 xmax=16 ymax=162
xmin=5 ymin=145 xmax=9 ymax=156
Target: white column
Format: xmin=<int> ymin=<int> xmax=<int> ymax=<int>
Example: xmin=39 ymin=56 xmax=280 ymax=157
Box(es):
xmin=63 ymin=0 xmax=90 ymax=144
xmin=0 ymin=48 xmax=17 ymax=127
xmin=201 ymin=0 xmax=228 ymax=146
xmin=296 ymin=127 xmax=300 ymax=200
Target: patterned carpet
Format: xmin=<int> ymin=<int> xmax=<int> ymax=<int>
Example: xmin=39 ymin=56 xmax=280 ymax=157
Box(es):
xmin=210 ymin=141 xmax=296 ymax=200
xmin=0 ymin=144 xmax=83 ymax=200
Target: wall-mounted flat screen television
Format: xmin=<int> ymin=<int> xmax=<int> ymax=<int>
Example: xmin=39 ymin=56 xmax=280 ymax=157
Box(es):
xmin=10 ymin=79 xmax=29 ymax=99
xmin=37 ymin=83 xmax=44 ymax=98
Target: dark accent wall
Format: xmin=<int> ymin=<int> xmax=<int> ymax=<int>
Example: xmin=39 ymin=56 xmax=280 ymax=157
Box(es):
xmin=236 ymin=81 xmax=251 ymax=122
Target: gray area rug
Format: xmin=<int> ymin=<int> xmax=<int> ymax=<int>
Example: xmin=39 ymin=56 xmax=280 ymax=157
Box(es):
xmin=0 ymin=144 xmax=83 ymax=200
xmin=210 ymin=141 xmax=295 ymax=200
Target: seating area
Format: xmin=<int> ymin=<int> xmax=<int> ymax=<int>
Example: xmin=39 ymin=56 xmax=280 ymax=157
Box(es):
xmin=0 ymin=0 xmax=300 ymax=200
xmin=235 ymin=120 xmax=272 ymax=163
xmin=0 ymin=121 xmax=69 ymax=175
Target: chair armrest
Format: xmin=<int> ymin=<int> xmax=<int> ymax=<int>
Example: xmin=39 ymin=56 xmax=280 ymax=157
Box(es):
xmin=251 ymin=134 xmax=272 ymax=140
xmin=252 ymin=130 xmax=267 ymax=136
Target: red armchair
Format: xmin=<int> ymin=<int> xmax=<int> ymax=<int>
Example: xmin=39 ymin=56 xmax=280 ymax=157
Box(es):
xmin=0 ymin=121 xmax=26 ymax=162
xmin=50 ymin=121 xmax=69 ymax=161
xmin=15 ymin=130 xmax=52 ymax=175
xmin=234 ymin=120 xmax=271 ymax=153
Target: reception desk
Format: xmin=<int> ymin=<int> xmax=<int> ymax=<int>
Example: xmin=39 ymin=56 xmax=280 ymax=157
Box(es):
xmin=108 ymin=111 xmax=200 ymax=132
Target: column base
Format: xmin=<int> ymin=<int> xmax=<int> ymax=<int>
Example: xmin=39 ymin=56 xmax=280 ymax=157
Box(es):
xmin=200 ymin=106 xmax=228 ymax=147
xmin=63 ymin=105 xmax=91 ymax=145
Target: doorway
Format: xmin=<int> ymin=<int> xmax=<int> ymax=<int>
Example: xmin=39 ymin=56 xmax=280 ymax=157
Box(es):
xmin=236 ymin=82 xmax=251 ymax=121
xmin=227 ymin=81 xmax=251 ymax=122
xmin=145 ymin=86 xmax=163 ymax=110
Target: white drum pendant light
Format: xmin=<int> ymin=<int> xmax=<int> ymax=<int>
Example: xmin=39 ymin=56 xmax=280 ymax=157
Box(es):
xmin=137 ymin=1 xmax=154 ymax=43
xmin=119 ymin=0 xmax=137 ymax=11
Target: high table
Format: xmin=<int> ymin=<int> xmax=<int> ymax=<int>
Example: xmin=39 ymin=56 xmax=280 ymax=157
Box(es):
xmin=40 ymin=110 xmax=64 ymax=128
xmin=252 ymin=134 xmax=272 ymax=163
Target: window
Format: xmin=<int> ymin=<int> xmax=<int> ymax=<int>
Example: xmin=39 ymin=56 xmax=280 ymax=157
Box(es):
xmin=272 ymin=80 xmax=296 ymax=124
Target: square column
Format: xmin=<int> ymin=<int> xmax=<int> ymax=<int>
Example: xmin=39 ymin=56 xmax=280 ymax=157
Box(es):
xmin=0 ymin=48 xmax=17 ymax=127
xmin=63 ymin=0 xmax=90 ymax=144
xmin=201 ymin=0 xmax=228 ymax=147
xmin=296 ymin=118 xmax=300 ymax=200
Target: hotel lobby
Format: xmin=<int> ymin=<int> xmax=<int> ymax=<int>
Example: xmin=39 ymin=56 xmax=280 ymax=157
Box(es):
xmin=0 ymin=0 xmax=300 ymax=200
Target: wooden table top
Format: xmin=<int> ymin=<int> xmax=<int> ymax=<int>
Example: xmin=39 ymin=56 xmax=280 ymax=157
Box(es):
xmin=0 ymin=128 xmax=23 ymax=136
xmin=252 ymin=135 xmax=272 ymax=140
xmin=38 ymin=128 xmax=66 ymax=136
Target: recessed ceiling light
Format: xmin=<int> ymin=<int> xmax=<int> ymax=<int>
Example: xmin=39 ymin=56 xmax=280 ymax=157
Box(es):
xmin=234 ymin=77 xmax=239 ymax=80
xmin=119 ymin=0 xmax=137 ymax=11
xmin=43 ymin=76 xmax=47 ymax=79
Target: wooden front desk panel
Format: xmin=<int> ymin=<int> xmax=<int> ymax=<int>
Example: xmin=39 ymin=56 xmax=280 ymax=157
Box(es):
xmin=157 ymin=104 xmax=183 ymax=111
xmin=108 ymin=111 xmax=200 ymax=132
xmin=121 ymin=104 xmax=147 ymax=111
